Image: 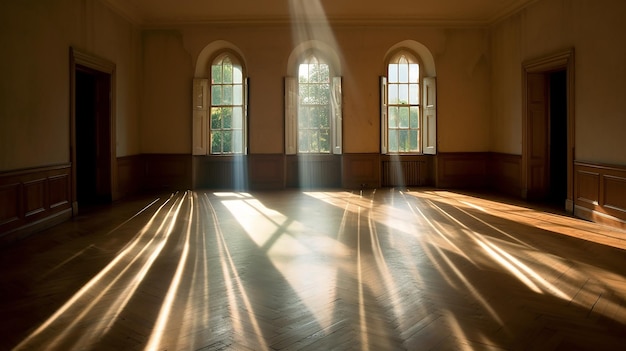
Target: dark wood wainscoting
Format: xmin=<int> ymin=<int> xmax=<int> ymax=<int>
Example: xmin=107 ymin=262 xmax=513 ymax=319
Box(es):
xmin=381 ymin=155 xmax=433 ymax=187
xmin=193 ymin=155 xmax=249 ymax=190
xmin=117 ymin=155 xmax=145 ymax=197
xmin=436 ymin=152 xmax=489 ymax=189
xmin=248 ymin=154 xmax=285 ymax=190
xmin=574 ymin=161 xmax=626 ymax=230
xmin=342 ymin=153 xmax=380 ymax=189
xmin=489 ymin=153 xmax=522 ymax=197
xmin=0 ymin=164 xmax=72 ymax=245
xmin=144 ymin=154 xmax=192 ymax=191
xmin=286 ymin=155 xmax=342 ymax=188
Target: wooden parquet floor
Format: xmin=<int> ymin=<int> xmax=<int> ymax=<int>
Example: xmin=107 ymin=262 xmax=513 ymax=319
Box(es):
xmin=1 ymin=189 xmax=626 ymax=350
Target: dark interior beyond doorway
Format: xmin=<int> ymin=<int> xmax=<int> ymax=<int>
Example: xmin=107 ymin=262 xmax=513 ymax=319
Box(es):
xmin=75 ymin=67 xmax=112 ymax=207
xmin=548 ymin=70 xmax=567 ymax=206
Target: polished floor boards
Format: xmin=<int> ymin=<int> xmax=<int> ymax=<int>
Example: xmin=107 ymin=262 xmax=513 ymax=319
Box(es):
xmin=1 ymin=189 xmax=626 ymax=350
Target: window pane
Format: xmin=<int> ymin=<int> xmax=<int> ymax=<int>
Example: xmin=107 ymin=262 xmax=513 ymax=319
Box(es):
xmin=319 ymin=129 xmax=330 ymax=153
xmin=389 ymin=106 xmax=398 ymax=128
xmin=223 ymin=62 xmax=233 ymax=83
xmin=233 ymin=107 xmax=243 ymax=129
xmin=399 ymin=107 xmax=409 ymax=128
xmin=223 ymin=131 xmax=233 ymax=153
xmin=399 ymin=130 xmax=409 ymax=152
xmin=299 ymin=64 xmax=309 ymax=83
xmin=212 ymin=65 xmax=222 ymax=84
xmin=399 ymin=63 xmax=408 ymax=83
xmin=211 ymin=131 xmax=222 ymax=154
xmin=299 ymin=130 xmax=309 ymax=152
xmin=233 ymin=84 xmax=243 ymax=105
xmin=409 ymin=84 xmax=419 ymax=104
xmin=410 ymin=130 xmax=419 ymax=151
xmin=223 ymin=107 xmax=232 ymax=128
xmin=299 ymin=85 xmax=308 ymax=104
xmin=410 ymin=107 xmax=419 ymax=129
xmin=399 ymin=84 xmax=409 ymax=104
xmin=409 ymin=64 xmax=419 ymax=83
xmin=310 ymin=106 xmax=320 ymax=127
xmin=298 ymin=107 xmax=309 ymax=128
xmin=233 ymin=130 xmax=243 ymax=153
xmin=211 ymin=108 xmax=222 ymax=129
xmin=319 ymin=106 xmax=330 ymax=127
xmin=310 ymin=130 xmax=319 ymax=152
xmin=223 ymin=85 xmax=233 ymax=105
xmin=320 ymin=64 xmax=329 ymax=83
xmin=211 ymin=86 xmax=222 ymax=105
xmin=388 ymin=130 xmax=398 ymax=152
xmin=388 ymin=84 xmax=398 ymax=104
xmin=233 ymin=66 xmax=243 ymax=84
xmin=388 ymin=64 xmax=398 ymax=83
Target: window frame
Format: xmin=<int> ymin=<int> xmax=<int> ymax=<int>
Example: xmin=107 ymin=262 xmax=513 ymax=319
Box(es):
xmin=285 ymin=50 xmax=342 ymax=155
xmin=381 ymin=49 xmax=437 ymax=155
xmin=209 ymin=51 xmax=248 ymax=155
xmin=383 ymin=50 xmax=422 ymax=154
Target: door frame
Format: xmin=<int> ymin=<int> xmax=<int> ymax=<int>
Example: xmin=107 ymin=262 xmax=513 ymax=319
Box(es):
xmin=70 ymin=47 xmax=117 ymax=214
xmin=522 ymin=49 xmax=575 ymax=212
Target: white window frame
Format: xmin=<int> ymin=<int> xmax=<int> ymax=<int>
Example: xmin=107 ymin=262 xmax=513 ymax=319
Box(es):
xmin=285 ymin=53 xmax=342 ymax=155
xmin=193 ymin=52 xmax=248 ymax=156
xmin=381 ymin=50 xmax=436 ymax=155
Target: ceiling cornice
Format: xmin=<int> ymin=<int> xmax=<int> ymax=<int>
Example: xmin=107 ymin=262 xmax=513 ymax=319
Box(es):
xmin=100 ymin=0 xmax=539 ymax=30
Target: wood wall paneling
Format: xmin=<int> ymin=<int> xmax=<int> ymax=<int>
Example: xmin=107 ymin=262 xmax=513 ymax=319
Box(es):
xmin=342 ymin=154 xmax=380 ymax=189
xmin=381 ymin=155 xmax=433 ymax=188
xmin=489 ymin=153 xmax=522 ymax=196
xmin=48 ymin=173 xmax=70 ymax=209
xmin=0 ymin=183 xmax=20 ymax=229
xmin=574 ymin=162 xmax=626 ymax=231
xmin=436 ymin=152 xmax=489 ymax=189
xmin=248 ymin=154 xmax=285 ymax=190
xmin=286 ymin=155 xmax=342 ymax=188
xmin=602 ymin=175 xmax=626 ymax=217
xmin=576 ymin=170 xmax=600 ymax=207
xmin=117 ymin=155 xmax=145 ymax=196
xmin=144 ymin=154 xmax=192 ymax=191
xmin=0 ymin=165 xmax=72 ymax=245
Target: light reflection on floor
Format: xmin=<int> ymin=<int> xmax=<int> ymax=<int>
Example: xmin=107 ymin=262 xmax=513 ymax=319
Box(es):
xmin=4 ymin=189 xmax=626 ymax=350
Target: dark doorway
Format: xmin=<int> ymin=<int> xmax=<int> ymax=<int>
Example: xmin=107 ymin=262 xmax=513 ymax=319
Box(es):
xmin=75 ymin=66 xmax=112 ymax=207
xmin=523 ymin=50 xmax=574 ymax=212
xmin=548 ymin=70 xmax=568 ymax=206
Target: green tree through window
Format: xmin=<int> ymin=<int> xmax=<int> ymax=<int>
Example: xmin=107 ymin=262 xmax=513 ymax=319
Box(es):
xmin=298 ymin=56 xmax=331 ymax=153
xmin=211 ymin=55 xmax=244 ymax=154
xmin=387 ymin=54 xmax=420 ymax=153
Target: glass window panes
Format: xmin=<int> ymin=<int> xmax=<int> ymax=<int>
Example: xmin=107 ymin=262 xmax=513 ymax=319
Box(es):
xmin=297 ymin=55 xmax=332 ymax=153
xmin=386 ymin=51 xmax=420 ymax=154
xmin=210 ymin=54 xmax=245 ymax=154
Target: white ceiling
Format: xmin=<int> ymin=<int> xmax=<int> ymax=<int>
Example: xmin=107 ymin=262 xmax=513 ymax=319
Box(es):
xmin=103 ymin=0 xmax=538 ymax=27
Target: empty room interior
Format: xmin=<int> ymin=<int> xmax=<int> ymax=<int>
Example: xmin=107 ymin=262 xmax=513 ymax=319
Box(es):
xmin=1 ymin=0 xmax=626 ymax=350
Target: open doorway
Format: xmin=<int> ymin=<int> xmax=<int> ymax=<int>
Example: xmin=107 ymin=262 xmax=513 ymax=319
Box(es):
xmin=522 ymin=49 xmax=574 ymax=212
xmin=75 ymin=67 xmax=112 ymax=207
xmin=70 ymin=48 xmax=116 ymax=214
xmin=548 ymin=70 xmax=567 ymax=206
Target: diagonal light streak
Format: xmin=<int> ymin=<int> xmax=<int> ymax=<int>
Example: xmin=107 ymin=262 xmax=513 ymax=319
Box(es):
xmin=145 ymin=192 xmax=194 ymax=351
xmin=13 ymin=193 xmax=184 ymax=350
xmin=205 ymin=194 xmax=269 ymax=351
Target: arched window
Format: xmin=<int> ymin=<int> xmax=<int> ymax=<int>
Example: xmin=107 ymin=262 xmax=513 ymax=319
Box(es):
xmin=210 ymin=53 xmax=246 ymax=154
xmin=285 ymin=48 xmax=342 ymax=155
xmin=297 ymin=54 xmax=331 ymax=153
xmin=387 ymin=52 xmax=420 ymax=153
xmin=381 ymin=49 xmax=436 ymax=155
xmin=192 ymin=49 xmax=248 ymax=156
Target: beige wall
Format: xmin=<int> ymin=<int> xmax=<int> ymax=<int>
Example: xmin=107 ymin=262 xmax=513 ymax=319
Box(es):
xmin=491 ymin=0 xmax=626 ymax=165
xmin=0 ymin=0 xmax=141 ymax=172
xmin=4 ymin=0 xmax=623 ymax=174
xmin=142 ymin=24 xmax=491 ymax=154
